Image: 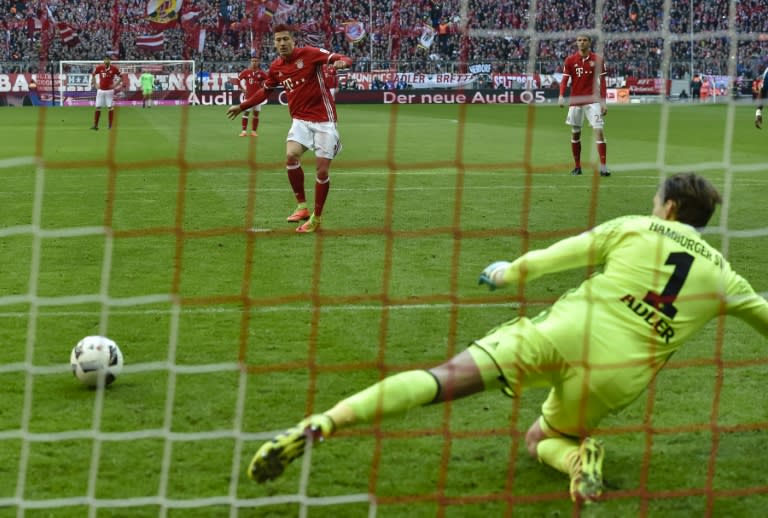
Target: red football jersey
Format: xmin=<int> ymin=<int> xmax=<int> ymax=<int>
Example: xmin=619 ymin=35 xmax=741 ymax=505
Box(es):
xmin=559 ymin=51 xmax=607 ymax=106
xmin=93 ymin=64 xmax=121 ymax=90
xmin=261 ymin=46 xmax=350 ymax=122
xmin=238 ymin=68 xmax=268 ymax=97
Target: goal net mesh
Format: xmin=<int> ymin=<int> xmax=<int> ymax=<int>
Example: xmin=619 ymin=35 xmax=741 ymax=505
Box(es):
xmin=3 ymin=0 xmax=768 ymax=516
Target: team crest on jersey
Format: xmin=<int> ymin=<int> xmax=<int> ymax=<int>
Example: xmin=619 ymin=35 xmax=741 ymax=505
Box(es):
xmin=296 ymin=59 xmax=304 ymax=69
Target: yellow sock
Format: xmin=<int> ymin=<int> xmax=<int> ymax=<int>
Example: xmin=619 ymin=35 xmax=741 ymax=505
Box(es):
xmin=325 ymin=370 xmax=438 ymax=429
xmin=536 ymin=437 xmax=580 ymax=476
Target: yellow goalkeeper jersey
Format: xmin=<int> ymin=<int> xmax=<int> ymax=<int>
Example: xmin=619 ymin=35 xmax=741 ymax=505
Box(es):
xmin=502 ymin=215 xmax=768 ymax=405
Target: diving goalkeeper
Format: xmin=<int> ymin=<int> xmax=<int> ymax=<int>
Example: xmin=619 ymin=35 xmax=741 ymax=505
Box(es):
xmin=248 ymin=173 xmax=768 ymax=504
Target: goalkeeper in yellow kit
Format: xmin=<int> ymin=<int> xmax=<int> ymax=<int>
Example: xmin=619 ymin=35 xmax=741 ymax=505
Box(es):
xmin=247 ymin=173 xmax=768 ymax=503
xmin=139 ymin=69 xmax=154 ymax=108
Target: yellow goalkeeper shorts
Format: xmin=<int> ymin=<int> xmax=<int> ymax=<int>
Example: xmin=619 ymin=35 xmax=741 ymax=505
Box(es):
xmin=471 ymin=316 xmax=613 ymax=436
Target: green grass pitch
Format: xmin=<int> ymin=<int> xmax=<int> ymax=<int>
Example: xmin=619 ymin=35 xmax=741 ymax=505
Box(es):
xmin=0 ymin=101 xmax=767 ymax=517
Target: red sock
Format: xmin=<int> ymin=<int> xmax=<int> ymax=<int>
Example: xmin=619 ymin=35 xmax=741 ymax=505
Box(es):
xmin=314 ymin=177 xmax=330 ymax=216
xmin=252 ymin=115 xmax=259 ymax=132
xmin=571 ymin=139 xmax=582 ymax=168
xmin=94 ymin=111 xmax=100 ymax=126
xmin=286 ymin=161 xmax=306 ymax=203
xmin=108 ymin=110 xmax=114 ymax=128
xmin=242 ymin=116 xmax=248 ymax=131
xmin=597 ymin=141 xmax=607 ymax=167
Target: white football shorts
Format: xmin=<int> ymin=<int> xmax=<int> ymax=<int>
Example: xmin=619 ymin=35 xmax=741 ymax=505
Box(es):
xmin=95 ymin=88 xmax=115 ymax=109
xmin=565 ymin=102 xmax=604 ymax=130
xmin=287 ymin=119 xmax=342 ymax=159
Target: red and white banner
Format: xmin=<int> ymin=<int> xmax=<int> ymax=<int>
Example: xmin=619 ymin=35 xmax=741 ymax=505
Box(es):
xmin=180 ymin=6 xmax=200 ymax=26
xmin=57 ymin=22 xmax=79 ymax=46
xmin=136 ymin=33 xmax=165 ymax=52
xmin=181 ymin=5 xmax=204 ymax=54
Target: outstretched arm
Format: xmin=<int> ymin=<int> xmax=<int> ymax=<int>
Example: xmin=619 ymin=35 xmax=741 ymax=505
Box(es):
xmin=227 ymin=87 xmax=268 ymax=118
xmin=725 ymin=274 xmax=768 ymax=336
xmin=479 ymin=230 xmax=607 ymax=290
xmin=330 ymin=54 xmax=353 ymax=70
xmin=735 ymin=299 xmax=768 ymax=335
xmin=227 ymin=70 xmax=279 ymax=118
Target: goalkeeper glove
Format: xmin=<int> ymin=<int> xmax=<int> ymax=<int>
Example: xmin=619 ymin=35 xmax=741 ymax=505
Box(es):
xmin=478 ymin=261 xmax=511 ymax=291
xmin=756 ymin=108 xmax=763 ymax=129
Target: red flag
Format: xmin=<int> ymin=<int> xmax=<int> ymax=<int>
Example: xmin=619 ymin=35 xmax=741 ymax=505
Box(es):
xmin=57 ymin=22 xmax=79 ymax=46
xmin=181 ymin=5 xmax=203 ymax=55
xmin=195 ymin=29 xmax=206 ymax=53
xmin=180 ymin=6 xmax=201 ymax=26
xmin=136 ymin=33 xmax=165 ymax=52
xmin=27 ymin=17 xmax=42 ymax=38
xmin=183 ymin=25 xmax=206 ymax=54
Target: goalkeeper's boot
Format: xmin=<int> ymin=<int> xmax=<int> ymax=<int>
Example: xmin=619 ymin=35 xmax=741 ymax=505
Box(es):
xmin=248 ymin=414 xmax=335 ymax=483
xmin=599 ymin=167 xmax=611 ymax=177
xmin=251 ymin=131 xmax=259 ymax=137
xmin=286 ymin=207 xmax=310 ymax=222
xmin=296 ymin=214 xmax=321 ymax=233
xmin=570 ymin=167 xmax=582 ymax=176
xmin=90 ymin=126 xmax=98 ymax=131
xmin=570 ymin=437 xmax=605 ymax=504
xmin=239 ymin=130 xmax=248 ymax=137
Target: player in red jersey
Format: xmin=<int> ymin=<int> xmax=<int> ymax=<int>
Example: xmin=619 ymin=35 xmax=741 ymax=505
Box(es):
xmin=226 ymin=24 xmax=353 ymax=234
xmin=235 ymin=57 xmax=268 ymax=137
xmin=90 ymin=54 xmax=122 ymax=131
xmin=559 ymin=34 xmax=610 ymax=177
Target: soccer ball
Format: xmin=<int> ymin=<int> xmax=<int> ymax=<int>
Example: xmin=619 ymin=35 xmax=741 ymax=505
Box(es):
xmin=70 ymin=336 xmax=124 ymax=387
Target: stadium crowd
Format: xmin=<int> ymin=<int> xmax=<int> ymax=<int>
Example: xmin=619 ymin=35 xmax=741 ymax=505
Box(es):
xmin=1 ymin=0 xmax=766 ymax=80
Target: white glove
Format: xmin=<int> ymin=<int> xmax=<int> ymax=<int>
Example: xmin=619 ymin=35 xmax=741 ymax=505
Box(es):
xmin=478 ymin=261 xmax=511 ymax=291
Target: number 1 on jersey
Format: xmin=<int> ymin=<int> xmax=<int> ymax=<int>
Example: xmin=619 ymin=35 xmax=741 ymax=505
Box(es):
xmin=643 ymin=252 xmax=694 ymax=319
